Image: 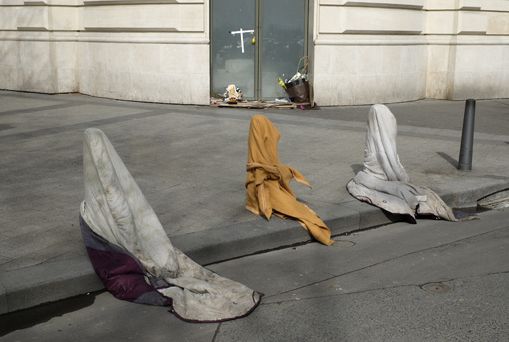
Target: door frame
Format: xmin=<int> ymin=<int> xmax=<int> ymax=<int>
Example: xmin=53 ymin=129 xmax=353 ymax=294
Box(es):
xmin=209 ymin=0 xmax=313 ymax=101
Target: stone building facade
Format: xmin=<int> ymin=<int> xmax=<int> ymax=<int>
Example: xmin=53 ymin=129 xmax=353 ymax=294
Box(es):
xmin=1 ymin=0 xmax=508 ymax=106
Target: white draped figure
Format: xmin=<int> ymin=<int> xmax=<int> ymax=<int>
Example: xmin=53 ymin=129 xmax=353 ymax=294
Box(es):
xmin=80 ymin=128 xmax=260 ymax=322
xmin=347 ymin=104 xmax=457 ymax=222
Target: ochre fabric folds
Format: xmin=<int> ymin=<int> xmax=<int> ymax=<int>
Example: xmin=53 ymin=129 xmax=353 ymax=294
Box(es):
xmin=245 ymin=115 xmax=333 ymax=246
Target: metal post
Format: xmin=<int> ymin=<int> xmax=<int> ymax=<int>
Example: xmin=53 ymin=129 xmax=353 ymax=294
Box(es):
xmin=458 ymin=99 xmax=476 ymax=171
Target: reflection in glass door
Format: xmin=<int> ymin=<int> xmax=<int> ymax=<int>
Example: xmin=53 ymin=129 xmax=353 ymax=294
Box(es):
xmin=259 ymin=0 xmax=306 ymax=99
xmin=211 ymin=0 xmax=307 ymax=100
xmin=211 ymin=0 xmax=256 ymax=99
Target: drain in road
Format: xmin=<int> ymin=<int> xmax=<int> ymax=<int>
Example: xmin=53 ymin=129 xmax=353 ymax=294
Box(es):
xmin=420 ymin=282 xmax=450 ymax=294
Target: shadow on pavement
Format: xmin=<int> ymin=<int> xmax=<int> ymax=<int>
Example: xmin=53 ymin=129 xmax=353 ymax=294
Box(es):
xmin=436 ymin=151 xmax=458 ymax=168
xmin=0 ymin=290 xmax=104 ymax=336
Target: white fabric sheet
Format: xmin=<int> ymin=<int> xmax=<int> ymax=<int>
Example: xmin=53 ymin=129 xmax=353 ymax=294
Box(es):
xmin=80 ymin=128 xmax=260 ymax=322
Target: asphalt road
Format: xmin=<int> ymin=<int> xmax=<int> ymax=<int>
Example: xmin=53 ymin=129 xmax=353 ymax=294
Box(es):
xmin=1 ymin=208 xmax=508 ymax=342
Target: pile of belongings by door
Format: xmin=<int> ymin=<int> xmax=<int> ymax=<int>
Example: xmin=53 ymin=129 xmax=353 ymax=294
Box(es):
xmin=211 ymin=83 xmax=297 ymax=109
xmin=211 ymin=56 xmax=313 ymax=109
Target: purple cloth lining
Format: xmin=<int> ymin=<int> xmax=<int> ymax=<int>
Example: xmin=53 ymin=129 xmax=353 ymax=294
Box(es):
xmin=80 ymin=215 xmax=172 ymax=306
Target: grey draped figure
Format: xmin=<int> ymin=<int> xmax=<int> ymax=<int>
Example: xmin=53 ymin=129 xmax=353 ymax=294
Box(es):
xmin=347 ymin=104 xmax=457 ymax=222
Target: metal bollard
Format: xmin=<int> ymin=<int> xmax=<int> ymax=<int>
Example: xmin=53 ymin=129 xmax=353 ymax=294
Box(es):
xmin=458 ymin=99 xmax=476 ymax=171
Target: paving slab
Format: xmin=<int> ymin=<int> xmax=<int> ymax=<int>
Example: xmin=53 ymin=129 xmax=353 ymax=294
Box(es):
xmin=0 ymin=95 xmax=63 ymax=114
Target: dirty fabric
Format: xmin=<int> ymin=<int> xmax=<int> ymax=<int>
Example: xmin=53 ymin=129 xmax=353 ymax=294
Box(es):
xmin=245 ymin=115 xmax=333 ymax=245
xmin=347 ymin=105 xmax=457 ymax=222
xmin=80 ymin=216 xmax=172 ymax=307
xmin=80 ymin=128 xmax=260 ymax=322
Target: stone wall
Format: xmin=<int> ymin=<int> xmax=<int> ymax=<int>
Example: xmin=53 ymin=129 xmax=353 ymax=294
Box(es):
xmin=0 ymin=0 xmax=210 ymax=104
xmin=313 ymin=0 xmax=509 ymax=105
xmin=0 ymin=0 xmax=80 ymax=93
xmin=1 ymin=0 xmax=508 ymax=105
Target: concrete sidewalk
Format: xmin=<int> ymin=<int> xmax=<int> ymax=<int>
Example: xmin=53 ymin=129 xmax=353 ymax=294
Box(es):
xmin=1 ymin=90 xmax=508 ymax=314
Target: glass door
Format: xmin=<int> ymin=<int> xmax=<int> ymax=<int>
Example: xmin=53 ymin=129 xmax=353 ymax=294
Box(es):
xmin=211 ymin=0 xmax=307 ymax=100
xmin=211 ymin=0 xmax=256 ymax=99
xmin=259 ymin=0 xmax=307 ymax=99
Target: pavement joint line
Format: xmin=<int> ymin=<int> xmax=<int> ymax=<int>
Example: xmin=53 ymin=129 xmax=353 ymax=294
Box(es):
xmin=263 ymin=284 xmax=420 ymax=305
xmin=456 ymin=174 xmax=509 ymax=180
xmin=1 ymin=92 xmax=508 ymax=145
xmin=172 ymin=107 xmax=509 ymax=146
xmin=165 ymin=109 xmax=509 ymax=146
xmin=211 ymin=323 xmax=222 ymax=342
xmin=262 ymin=271 xmax=509 ymax=306
xmin=0 ymin=108 xmax=170 ymax=143
xmin=2 ymin=251 xmax=75 ymax=272
xmin=0 ymin=90 xmax=196 ymax=113
xmin=266 ymin=222 xmax=509 ymax=299
xmin=0 ymin=103 xmax=488 ymax=147
xmin=0 ymin=102 xmax=82 ymax=117
xmin=204 ymin=239 xmax=313 ymax=267
xmin=204 ymin=108 xmax=509 ymax=143
xmin=400 ymin=132 xmax=509 ymax=146
xmin=2 ymin=89 xmax=508 ymax=124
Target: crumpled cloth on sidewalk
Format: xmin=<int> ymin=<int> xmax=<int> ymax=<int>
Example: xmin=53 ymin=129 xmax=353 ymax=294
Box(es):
xmin=245 ymin=115 xmax=334 ymax=245
xmin=347 ymin=104 xmax=457 ymax=222
xmin=80 ymin=128 xmax=261 ymax=322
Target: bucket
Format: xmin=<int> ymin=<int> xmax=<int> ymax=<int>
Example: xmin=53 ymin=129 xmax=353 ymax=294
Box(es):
xmin=285 ymin=78 xmax=310 ymax=103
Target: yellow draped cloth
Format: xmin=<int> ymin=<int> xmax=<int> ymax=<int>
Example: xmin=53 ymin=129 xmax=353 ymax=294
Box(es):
xmin=245 ymin=115 xmax=333 ymax=246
